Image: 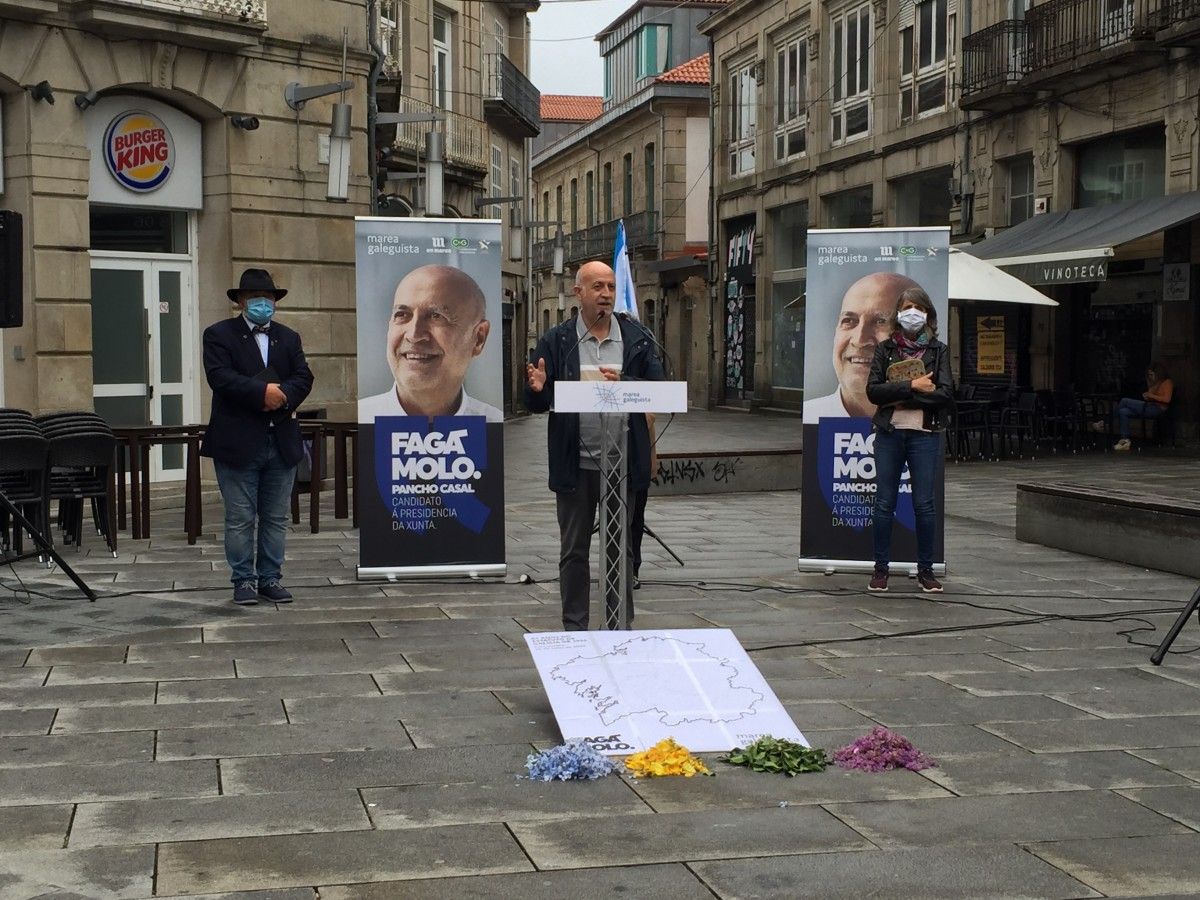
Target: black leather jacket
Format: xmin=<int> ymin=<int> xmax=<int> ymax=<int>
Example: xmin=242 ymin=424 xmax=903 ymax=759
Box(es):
xmin=865 ymin=337 xmax=954 ymax=433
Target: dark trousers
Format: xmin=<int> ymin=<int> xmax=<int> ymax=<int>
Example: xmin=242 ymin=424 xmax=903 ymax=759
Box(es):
xmin=555 ymin=468 xmax=634 ymax=631
xmin=1116 ymin=397 xmax=1164 ymax=438
xmin=631 ymin=487 xmax=649 ymax=576
xmin=872 ymin=428 xmax=940 ymax=573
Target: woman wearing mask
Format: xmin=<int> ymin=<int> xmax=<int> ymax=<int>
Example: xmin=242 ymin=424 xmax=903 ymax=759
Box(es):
xmin=865 ymin=286 xmax=954 ymax=593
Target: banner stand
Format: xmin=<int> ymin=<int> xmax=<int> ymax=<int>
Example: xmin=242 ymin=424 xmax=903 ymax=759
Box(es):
xmin=357 ymin=563 xmax=507 ymax=581
xmin=797 ymin=559 xmax=947 ymax=576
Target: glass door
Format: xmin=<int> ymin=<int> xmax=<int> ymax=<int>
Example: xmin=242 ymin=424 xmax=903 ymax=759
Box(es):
xmin=91 ymin=259 xmax=194 ymax=480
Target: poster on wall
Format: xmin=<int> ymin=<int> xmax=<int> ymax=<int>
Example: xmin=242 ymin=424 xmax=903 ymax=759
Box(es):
xmin=355 ymin=218 xmax=506 ymax=579
xmin=799 ymin=227 xmax=950 ymax=574
xmin=975 ymin=316 xmax=1006 ymax=375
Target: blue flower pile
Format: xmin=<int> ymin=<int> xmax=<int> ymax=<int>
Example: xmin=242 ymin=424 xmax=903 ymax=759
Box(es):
xmin=525 ymin=740 xmax=622 ymax=781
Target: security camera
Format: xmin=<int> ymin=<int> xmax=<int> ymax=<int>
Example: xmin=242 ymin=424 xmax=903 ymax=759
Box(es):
xmin=74 ymin=90 xmax=100 ymax=110
xmin=231 ymin=115 xmax=260 ymax=131
xmin=29 ymin=81 xmax=54 ymax=104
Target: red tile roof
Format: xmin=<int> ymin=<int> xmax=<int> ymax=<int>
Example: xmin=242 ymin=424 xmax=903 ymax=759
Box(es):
xmin=656 ymin=53 xmax=710 ymax=85
xmin=540 ymin=95 xmax=604 ymax=122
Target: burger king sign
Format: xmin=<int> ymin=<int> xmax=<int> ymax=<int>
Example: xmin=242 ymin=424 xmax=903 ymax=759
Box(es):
xmin=103 ymin=111 xmax=174 ymax=192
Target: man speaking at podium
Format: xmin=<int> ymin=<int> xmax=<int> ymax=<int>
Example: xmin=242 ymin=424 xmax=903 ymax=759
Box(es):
xmin=525 ymin=260 xmax=664 ymax=631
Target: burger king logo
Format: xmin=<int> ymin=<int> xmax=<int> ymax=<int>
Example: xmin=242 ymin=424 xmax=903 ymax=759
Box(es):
xmin=103 ymin=111 xmax=174 ymax=192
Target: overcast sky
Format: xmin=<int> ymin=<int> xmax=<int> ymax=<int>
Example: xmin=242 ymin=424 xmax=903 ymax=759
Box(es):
xmin=530 ymin=0 xmax=630 ymax=96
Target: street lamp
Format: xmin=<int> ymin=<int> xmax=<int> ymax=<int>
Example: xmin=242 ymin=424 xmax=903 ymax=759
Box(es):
xmin=376 ymin=111 xmax=446 ymax=216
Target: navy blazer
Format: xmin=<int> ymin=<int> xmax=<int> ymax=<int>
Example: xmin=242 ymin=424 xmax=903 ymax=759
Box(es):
xmin=200 ymin=315 xmax=314 ymax=467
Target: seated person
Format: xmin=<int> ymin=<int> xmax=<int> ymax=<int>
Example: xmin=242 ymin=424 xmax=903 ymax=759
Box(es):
xmin=1097 ymin=362 xmax=1173 ymax=451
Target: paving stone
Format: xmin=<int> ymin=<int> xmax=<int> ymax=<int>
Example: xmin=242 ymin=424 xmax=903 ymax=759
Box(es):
xmin=818 ymin=633 xmax=1021 ymax=657
xmin=1027 ymin=834 xmax=1200 ymax=898
xmin=0 ymin=667 xmax=49 ymax=687
xmin=940 ymin=666 xmax=1177 ymax=696
xmin=492 ymin=689 xmax=552 ymax=715
xmin=126 ymin=639 xmax=351 ymax=663
xmin=780 ymin=701 xmax=877 ymax=731
xmin=0 ymin=758 xmax=216 ymax=805
xmin=998 ymin=648 xmax=1172 ymax=671
xmin=0 ymin=730 xmax=153 ymax=768
xmin=1128 ymin=748 xmax=1200 ymax=780
xmin=400 ymin=649 xmax=535 ymax=672
xmin=370 ymin=617 xmax=529 ymax=638
xmin=0 ymin=708 xmax=55 ymax=736
xmin=1038 ymin=682 xmax=1200 ymax=719
xmin=0 ymin=682 xmax=156 ymax=710
xmin=45 ymin=660 xmax=236 ymax=685
xmin=0 ymin=845 xmax=153 ymax=899
xmin=233 ymin=651 xmax=414 ymax=678
xmin=220 ymin=744 xmax=532 ymax=794
xmin=155 ymin=825 xmax=531 ymax=894
xmin=26 ymin=645 xmax=128 ymax=666
xmin=70 ymin=790 xmax=371 ymax=848
xmin=270 ymin=606 xmax=449 ymax=624
xmin=811 ymin=653 xmax=1026 ymax=677
xmin=923 ymin=750 xmax=1192 ymax=796
xmin=846 ymin=694 xmax=1098 ymax=726
xmin=769 ymin=675 xmax=965 ymax=703
xmin=0 ymin=650 xmax=29 ymax=666
xmin=691 ymin=845 xmax=1100 ymax=899
xmin=628 ymin=763 xmax=950 ymax=812
xmin=1119 ymin=786 xmax=1200 ymax=832
xmin=130 ymin=890 xmax=313 ymax=900
xmin=985 ymin=716 xmax=1200 ymax=752
xmin=319 ymin=863 xmax=713 ymax=899
xmin=156 ymin=674 xmax=381 ymax=704
xmin=156 ymin=722 xmax=415 ymax=760
xmin=363 ymin=775 xmax=647 ymax=828
xmin=344 ymin=634 xmax=512 ymax=655
xmin=404 ymin=712 xmax=560 ymax=748
xmin=53 ymin=699 xmax=288 ymax=734
xmin=374 ymin=669 xmax=541 ymax=694
xmin=510 ymin=806 xmax=869 ymax=868
xmin=202 ymin=623 xmax=381 ymax=644
xmin=0 ymin=804 xmax=73 ymax=851
xmin=285 ymin=691 xmax=506 ymax=724
xmin=825 ymin=791 xmax=1187 ymax=848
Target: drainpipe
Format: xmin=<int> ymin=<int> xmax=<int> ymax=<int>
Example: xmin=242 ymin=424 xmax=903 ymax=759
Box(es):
xmin=706 ymin=35 xmax=718 ymax=408
xmin=367 ymin=0 xmax=382 ymax=215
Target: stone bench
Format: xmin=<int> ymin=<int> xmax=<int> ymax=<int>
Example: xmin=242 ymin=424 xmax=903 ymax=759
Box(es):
xmin=1016 ymin=482 xmax=1200 ymax=578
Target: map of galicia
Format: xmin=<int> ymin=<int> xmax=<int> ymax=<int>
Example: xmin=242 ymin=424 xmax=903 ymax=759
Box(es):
xmin=525 ymin=629 xmax=808 ymax=754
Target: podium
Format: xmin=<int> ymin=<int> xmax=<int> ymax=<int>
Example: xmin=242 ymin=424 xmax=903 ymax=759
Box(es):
xmin=554 ymin=381 xmax=687 ymax=630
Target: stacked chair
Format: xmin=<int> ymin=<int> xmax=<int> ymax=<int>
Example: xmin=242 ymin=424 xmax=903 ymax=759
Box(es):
xmin=0 ymin=409 xmax=50 ymax=557
xmin=33 ymin=412 xmax=118 ymax=556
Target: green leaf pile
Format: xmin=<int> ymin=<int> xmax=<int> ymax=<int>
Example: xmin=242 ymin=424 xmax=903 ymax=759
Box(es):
xmin=723 ymin=736 xmax=829 ymax=776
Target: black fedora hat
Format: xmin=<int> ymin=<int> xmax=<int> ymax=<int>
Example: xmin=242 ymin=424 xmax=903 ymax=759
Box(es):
xmin=227 ymin=268 xmax=288 ymax=302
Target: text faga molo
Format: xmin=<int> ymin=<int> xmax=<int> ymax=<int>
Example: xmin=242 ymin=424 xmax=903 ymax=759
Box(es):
xmin=832 ymin=431 xmax=911 ymax=493
xmin=390 ymin=429 xmax=480 ymax=497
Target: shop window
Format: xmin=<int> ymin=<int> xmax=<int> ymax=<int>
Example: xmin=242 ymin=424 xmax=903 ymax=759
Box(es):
xmin=894 ymin=168 xmax=952 ymax=226
xmin=900 ymin=0 xmax=949 ymax=124
xmin=433 ymin=8 xmax=453 ymax=111
xmin=774 ymin=34 xmax=807 ymax=163
xmin=1076 ymin=127 xmax=1165 ymax=208
xmin=636 ymin=25 xmax=671 ymax=80
xmin=1007 ymin=156 xmax=1035 ymax=225
xmin=769 ymin=201 xmax=808 ymax=271
xmin=825 ymin=185 xmax=873 ymax=228
xmin=830 ymin=3 xmax=871 ymax=144
xmin=769 ymin=201 xmax=807 ymax=391
xmin=728 ymin=60 xmax=757 ymax=176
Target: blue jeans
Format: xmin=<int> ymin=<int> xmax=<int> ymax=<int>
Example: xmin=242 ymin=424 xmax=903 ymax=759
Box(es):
xmin=873 ymin=428 xmax=940 ymax=572
xmin=1116 ymin=398 xmax=1164 ymax=439
xmin=213 ymin=434 xmax=296 ymax=585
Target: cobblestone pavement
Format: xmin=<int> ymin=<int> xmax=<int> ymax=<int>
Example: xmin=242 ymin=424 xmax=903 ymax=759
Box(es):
xmin=1 ymin=414 xmax=1199 ymax=898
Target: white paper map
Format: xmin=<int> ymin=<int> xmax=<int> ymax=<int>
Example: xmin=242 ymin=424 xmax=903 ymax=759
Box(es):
xmin=524 ymin=629 xmax=808 ymax=754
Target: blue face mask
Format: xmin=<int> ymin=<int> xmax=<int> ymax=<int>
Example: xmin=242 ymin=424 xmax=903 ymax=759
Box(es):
xmin=245 ymin=297 xmax=275 ymax=326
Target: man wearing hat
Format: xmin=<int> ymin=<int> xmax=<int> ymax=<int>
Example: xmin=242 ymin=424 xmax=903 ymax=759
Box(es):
xmin=201 ymin=268 xmax=314 ymax=605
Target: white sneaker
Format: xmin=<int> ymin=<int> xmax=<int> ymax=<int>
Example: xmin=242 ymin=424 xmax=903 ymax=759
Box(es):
xmin=1113 ymin=438 xmax=1131 ymax=451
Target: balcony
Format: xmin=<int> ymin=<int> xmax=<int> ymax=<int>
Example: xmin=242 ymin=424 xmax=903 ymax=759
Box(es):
xmin=388 ymin=95 xmax=488 ymax=175
xmin=1159 ymin=0 xmax=1200 ymax=45
xmin=483 ymin=53 xmax=541 ymax=139
xmin=70 ymin=0 xmax=267 ymax=51
xmin=380 ymin=13 xmax=400 ymax=79
xmin=960 ymin=20 xmax=1036 ymax=111
xmin=1024 ymin=0 xmax=1164 ymax=90
xmin=532 ymin=212 xmax=659 ymax=271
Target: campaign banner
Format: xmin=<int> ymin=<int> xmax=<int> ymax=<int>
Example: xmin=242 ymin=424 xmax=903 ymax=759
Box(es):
xmin=799 ymin=228 xmax=950 ymax=573
xmin=354 ymin=218 xmax=505 ymax=578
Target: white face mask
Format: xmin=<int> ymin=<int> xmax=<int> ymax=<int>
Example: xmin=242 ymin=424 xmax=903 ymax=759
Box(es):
xmin=897 ymin=308 xmax=928 ymax=332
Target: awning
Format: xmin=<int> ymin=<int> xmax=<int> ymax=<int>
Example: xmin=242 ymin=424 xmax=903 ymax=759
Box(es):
xmin=948 ymin=248 xmax=1057 ymax=306
xmin=965 ymin=190 xmax=1200 ymax=285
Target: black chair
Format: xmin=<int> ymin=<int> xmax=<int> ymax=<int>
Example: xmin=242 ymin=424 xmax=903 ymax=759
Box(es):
xmin=35 ymin=416 xmax=117 ymax=555
xmin=999 ymin=392 xmax=1044 ymax=458
xmin=0 ymin=431 xmax=49 ymax=557
xmin=1039 ymin=389 xmax=1080 ymax=453
xmin=945 ymin=401 xmax=986 ymax=461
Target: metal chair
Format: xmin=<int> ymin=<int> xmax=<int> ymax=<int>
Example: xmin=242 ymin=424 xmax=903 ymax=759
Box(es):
xmin=35 ymin=416 xmax=117 ymax=555
xmin=0 ymin=431 xmax=49 ymax=557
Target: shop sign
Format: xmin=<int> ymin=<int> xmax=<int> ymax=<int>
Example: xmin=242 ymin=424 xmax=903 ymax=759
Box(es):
xmin=976 ymin=316 xmax=1005 ymax=375
xmin=1002 ymin=258 xmax=1107 ymax=285
xmin=1163 ymin=263 xmax=1190 ymax=302
xmin=103 ymin=111 xmax=174 ymax=193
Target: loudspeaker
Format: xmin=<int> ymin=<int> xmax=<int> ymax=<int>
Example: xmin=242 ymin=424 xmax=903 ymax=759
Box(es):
xmin=0 ymin=210 xmax=23 ymax=329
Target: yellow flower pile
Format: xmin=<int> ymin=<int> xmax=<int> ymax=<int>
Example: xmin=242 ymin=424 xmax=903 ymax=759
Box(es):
xmin=624 ymin=738 xmax=711 ymax=777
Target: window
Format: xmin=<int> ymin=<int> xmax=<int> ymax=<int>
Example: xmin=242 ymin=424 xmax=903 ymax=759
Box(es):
xmin=894 ymin=169 xmax=952 ymax=226
xmin=830 ymin=3 xmax=871 ymax=144
xmin=825 ymin=185 xmax=873 ymax=228
xmin=603 ymin=162 xmax=613 ymax=220
xmin=542 ymin=190 xmax=550 ymax=240
xmin=1076 ymin=128 xmax=1165 ymax=207
xmin=555 ymin=185 xmax=563 ymax=233
xmin=636 ymin=24 xmax=671 ymax=79
xmin=509 ymin=158 xmax=522 ymax=227
xmin=603 ymin=57 xmax=612 ymax=102
xmin=774 ymin=35 xmax=807 ymax=163
xmin=493 ymin=17 xmax=505 ymax=56
xmin=490 ymin=145 xmax=503 ymax=219
xmin=644 ymin=143 xmax=655 ymax=212
xmin=585 ymin=170 xmax=595 ymax=226
xmin=570 ymin=177 xmax=578 ymax=232
xmin=729 ymin=61 xmax=757 ymax=176
xmin=432 ymin=9 xmax=452 ymax=110
xmin=900 ymin=0 xmax=949 ymax=123
xmin=622 ymin=153 xmax=633 ymax=217
xmin=1008 ymin=156 xmax=1034 ymax=225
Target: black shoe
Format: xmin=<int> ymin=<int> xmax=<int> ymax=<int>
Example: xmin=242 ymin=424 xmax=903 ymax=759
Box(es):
xmin=917 ymin=571 xmax=943 ymax=593
xmin=233 ymin=581 xmax=258 ymax=606
xmin=868 ymin=568 xmax=889 ymax=592
xmin=258 ymin=581 xmax=293 ymax=603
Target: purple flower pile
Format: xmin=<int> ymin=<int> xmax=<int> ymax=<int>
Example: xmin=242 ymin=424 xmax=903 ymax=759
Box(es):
xmin=524 ymin=740 xmax=622 ymax=781
xmin=833 ymin=726 xmax=937 ymax=772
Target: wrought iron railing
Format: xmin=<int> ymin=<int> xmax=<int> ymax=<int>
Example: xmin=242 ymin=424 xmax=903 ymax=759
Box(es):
xmin=109 ymin=0 xmax=266 ymax=25
xmin=389 ymin=95 xmax=488 ymax=173
xmin=1161 ymin=0 xmax=1200 ymax=26
xmin=531 ymin=212 xmax=659 ymax=271
xmin=1026 ymin=0 xmax=1162 ymax=70
xmin=961 ymin=20 xmax=1029 ymax=96
xmin=532 ymin=239 xmax=555 ymax=271
xmin=483 ymin=52 xmax=541 ymax=132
